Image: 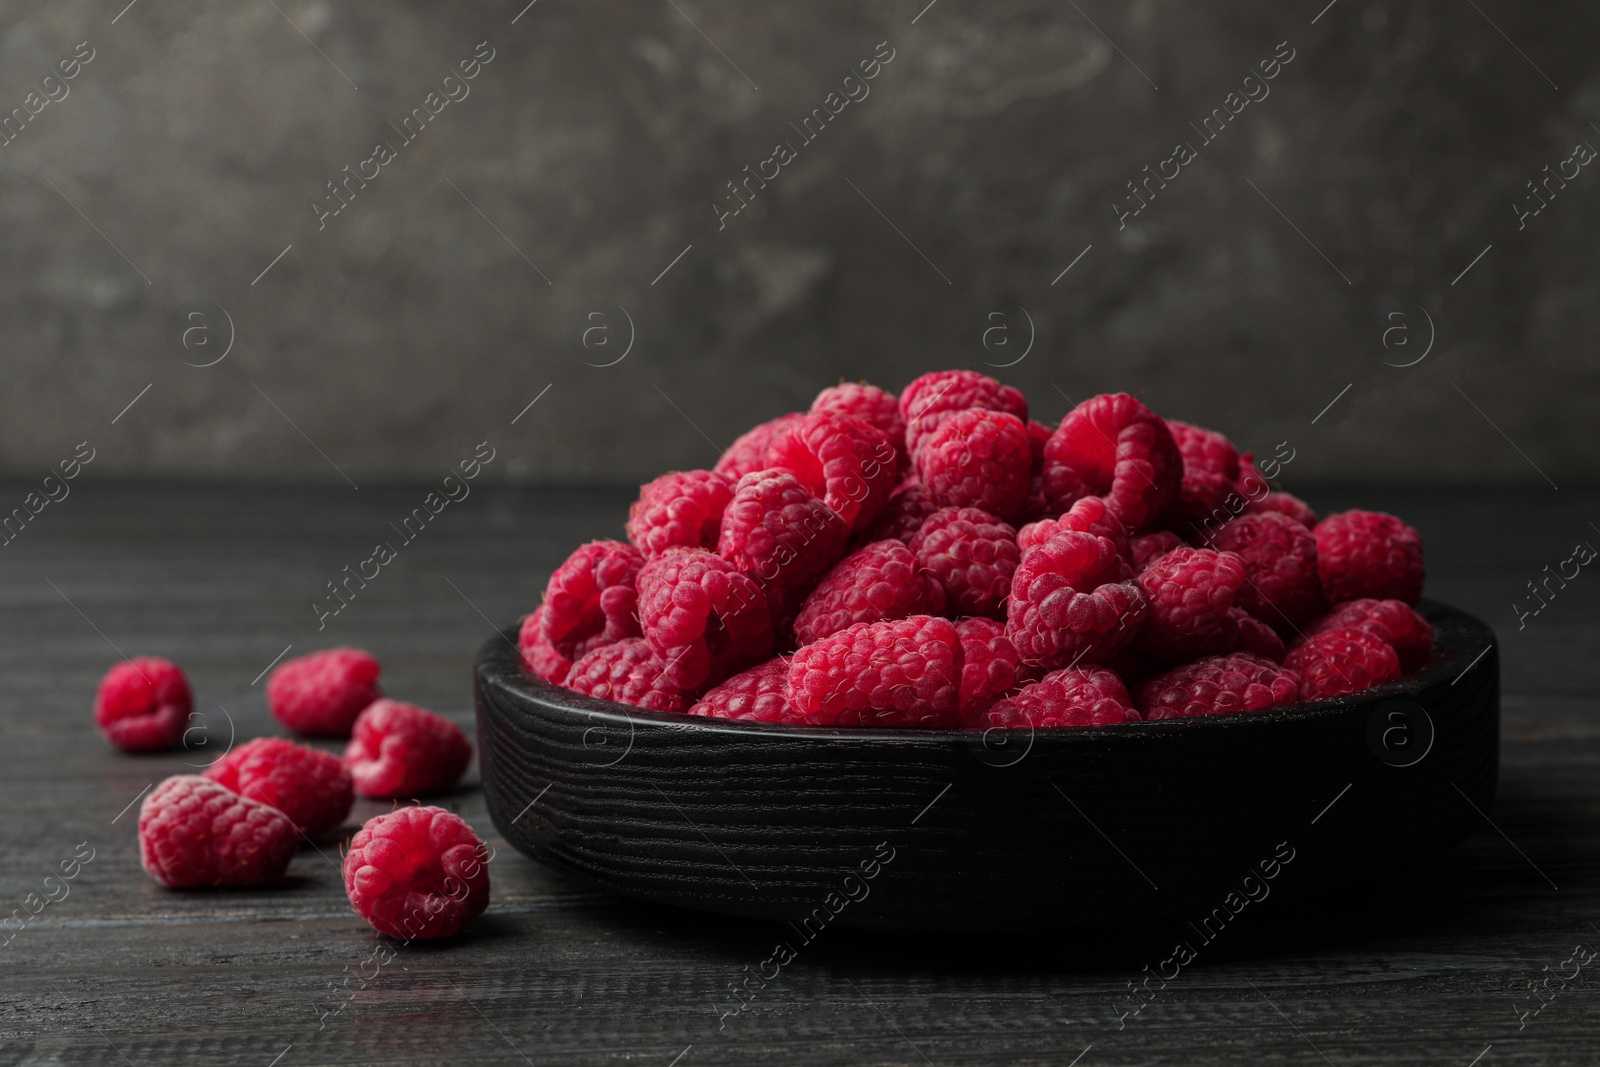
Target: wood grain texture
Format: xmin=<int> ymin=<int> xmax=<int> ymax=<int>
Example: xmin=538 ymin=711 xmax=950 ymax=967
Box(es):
xmin=1 ymin=482 xmax=1596 ymax=1065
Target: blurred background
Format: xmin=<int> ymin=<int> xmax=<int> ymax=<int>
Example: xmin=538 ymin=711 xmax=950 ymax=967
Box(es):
xmin=1 ymin=0 xmax=1595 ymax=486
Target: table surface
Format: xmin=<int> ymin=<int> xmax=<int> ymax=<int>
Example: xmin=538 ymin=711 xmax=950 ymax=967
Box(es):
xmin=3 ymin=481 xmax=1597 ymax=1067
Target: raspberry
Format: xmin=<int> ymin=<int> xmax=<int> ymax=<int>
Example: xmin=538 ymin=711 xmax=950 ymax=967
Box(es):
xmin=909 ymin=507 xmax=1020 ymax=618
xmin=1236 ymin=453 xmax=1272 ymax=500
xmin=1163 ymin=420 xmax=1241 ymax=529
xmin=539 ymin=540 xmax=645 ymax=664
xmin=1314 ymin=510 xmax=1425 ymax=605
xmin=637 ymin=548 xmax=773 ymax=689
xmin=1017 ymin=419 xmax=1055 ymax=524
xmin=1017 ymin=496 xmax=1130 ymax=561
xmin=688 ymin=658 xmax=797 ymax=723
xmin=785 ymin=615 xmax=963 ymax=727
xmin=343 ymin=807 xmax=490 ymax=941
xmin=812 ymin=382 xmax=907 ymax=471
xmin=1300 ymin=598 xmax=1434 ymax=671
xmin=344 ymin=700 xmax=473 ymax=799
xmin=1232 ymin=609 xmax=1287 ymax=661
xmin=203 ymin=738 xmax=353 ymax=836
xmin=765 ymin=411 xmax=898 ymax=531
xmin=979 ymin=667 xmax=1139 ymax=729
xmin=1136 ymin=652 xmax=1302 ymax=720
xmin=717 ymin=469 xmax=849 ymax=594
xmin=915 ymin=409 xmax=1033 ymax=520
xmin=1041 ymin=393 xmax=1182 ymax=531
xmin=1284 ymin=627 xmax=1401 ymax=698
xmin=138 ymin=775 xmax=297 ymax=888
xmin=1249 ymin=491 xmax=1317 ymax=528
xmin=93 ymin=657 xmax=191 ymax=752
xmin=956 ymin=616 xmax=1038 ymax=717
xmin=714 ymin=412 xmax=803 ymax=482
xmin=563 ymin=639 xmax=688 ymax=713
xmin=1006 ymin=531 xmax=1146 ymax=669
xmin=267 ymin=647 xmax=382 ymax=738
xmin=1135 ymin=548 xmax=1248 ymax=663
xmin=1208 ymin=512 xmax=1326 ymax=633
xmin=793 ymin=539 xmax=944 ymax=647
xmin=1131 ymin=530 xmax=1185 ymax=571
xmin=626 ymin=470 xmax=735 ymax=559
xmin=518 ymin=607 xmax=572 ymax=685
xmin=857 ymin=482 xmax=939 ymax=546
xmin=898 ymin=370 xmax=1028 ymax=457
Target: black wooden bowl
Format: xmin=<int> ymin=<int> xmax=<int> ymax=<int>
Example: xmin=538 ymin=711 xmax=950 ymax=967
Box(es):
xmin=475 ymin=599 xmax=1497 ymax=931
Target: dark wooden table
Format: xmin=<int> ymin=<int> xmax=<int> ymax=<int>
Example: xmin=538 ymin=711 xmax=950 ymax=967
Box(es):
xmin=3 ymin=482 xmax=1596 ymax=1066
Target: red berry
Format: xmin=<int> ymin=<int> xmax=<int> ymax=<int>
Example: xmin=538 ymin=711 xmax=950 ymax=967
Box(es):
xmin=1162 ymin=420 xmax=1241 ymax=530
xmin=956 ymin=616 xmax=1038 ymax=718
xmin=343 ymin=807 xmax=490 ymax=941
xmin=765 ymin=411 xmax=898 ymax=531
xmin=1017 ymin=496 xmax=1130 ymax=561
xmin=1017 ymin=420 xmax=1056 ymax=525
xmin=518 ymin=607 xmax=572 ymax=685
xmin=139 ymin=775 xmax=297 ymax=888
xmin=717 ymin=469 xmax=849 ymax=594
xmin=856 ymin=482 xmax=940 ymax=547
xmin=1136 ymin=652 xmax=1302 ymax=720
xmin=714 ymin=412 xmax=803 ymax=482
xmin=916 ymin=408 xmax=1033 ymax=520
xmin=1300 ymin=598 xmax=1434 ymax=671
xmin=563 ymin=639 xmax=688 ymax=713
xmin=786 ymin=615 xmax=963 ymax=727
xmin=539 ymin=540 xmax=645 ymax=664
xmin=909 ymin=507 xmax=1020 ymax=619
xmin=93 ymin=657 xmax=191 ymax=752
xmin=1285 ymin=626 xmax=1402 ymax=698
xmin=1232 ymin=609 xmax=1288 ymax=662
xmin=898 ymin=370 xmax=1028 ymax=457
xmin=637 ymin=548 xmax=772 ymax=690
xmin=1209 ymin=512 xmax=1326 ymax=633
xmin=1135 ymin=547 xmax=1248 ymax=663
xmin=1249 ymin=491 xmax=1317 ymax=528
xmin=1131 ymin=530 xmax=1186 ymax=571
xmin=1314 ymin=510 xmax=1425 ymax=605
xmin=689 ymin=657 xmax=797 ymax=723
xmin=267 ymin=648 xmax=382 ymax=738
xmin=344 ymin=700 xmax=473 ymax=799
xmin=626 ymin=470 xmax=735 ymax=559
xmin=812 ymin=382 xmax=907 ymax=471
xmin=1041 ymin=393 xmax=1182 ymax=531
xmin=1006 ymin=531 xmax=1146 ymax=669
xmin=793 ymin=540 xmax=944 ymax=647
xmin=979 ymin=667 xmax=1139 ymax=729
xmin=203 ymin=738 xmax=353 ymax=836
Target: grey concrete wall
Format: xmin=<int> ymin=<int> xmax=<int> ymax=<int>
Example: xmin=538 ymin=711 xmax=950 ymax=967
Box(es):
xmin=2 ymin=0 xmax=1595 ymax=487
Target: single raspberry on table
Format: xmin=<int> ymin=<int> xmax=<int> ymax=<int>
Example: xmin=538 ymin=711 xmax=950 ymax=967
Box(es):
xmin=1041 ymin=392 xmax=1182 ymax=531
xmin=1249 ymin=491 xmax=1317 ymax=528
xmin=786 ymin=615 xmax=964 ymax=728
xmin=765 ymin=411 xmax=898 ymax=531
xmin=717 ymin=469 xmax=849 ymax=594
xmin=344 ymin=806 xmax=490 ymax=941
xmin=626 ymin=470 xmax=735 ymax=559
xmin=1232 ymin=609 xmax=1288 ymax=662
xmin=714 ymin=412 xmax=803 ymax=482
xmin=1162 ymin=420 xmax=1241 ymax=530
xmin=1134 ymin=547 xmax=1248 ymax=664
xmin=1017 ymin=496 xmax=1130 ymax=562
xmin=1300 ymin=598 xmax=1434 ymax=671
xmin=812 ymin=382 xmax=907 ymax=471
xmin=637 ymin=547 xmax=772 ymax=689
xmin=857 ymin=482 xmax=940 ymax=546
xmin=267 ymin=647 xmax=382 ymax=738
xmin=563 ymin=639 xmax=688 ymax=713
xmin=93 ymin=657 xmax=191 ymax=752
xmin=793 ymin=539 xmax=943 ymax=647
xmin=1136 ymin=652 xmax=1302 ymax=720
xmin=1006 ymin=530 xmax=1146 ymax=669
xmin=1131 ymin=530 xmax=1186 ymax=571
xmin=1285 ymin=626 xmax=1402 ymax=699
xmin=978 ymin=667 xmax=1139 ymax=730
xmin=915 ymin=408 xmax=1033 ymax=521
xmin=538 ymin=540 xmax=645 ymax=665
xmin=898 ymin=370 xmax=1028 ymax=457
xmin=956 ymin=616 xmax=1039 ymax=718
xmin=203 ymin=738 xmax=353 ymax=837
xmin=518 ymin=607 xmax=573 ymax=685
xmin=688 ymin=657 xmax=797 ymax=723
xmin=344 ymin=699 xmax=473 ymax=799
xmin=1208 ymin=512 xmax=1326 ymax=633
xmin=138 ymin=775 xmax=298 ymax=888
xmin=1314 ymin=510 xmax=1426 ymax=605
xmin=909 ymin=507 xmax=1020 ymax=619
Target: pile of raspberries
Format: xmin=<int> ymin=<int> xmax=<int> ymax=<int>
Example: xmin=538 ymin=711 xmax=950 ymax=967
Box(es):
xmin=521 ymin=372 xmax=1433 ymax=730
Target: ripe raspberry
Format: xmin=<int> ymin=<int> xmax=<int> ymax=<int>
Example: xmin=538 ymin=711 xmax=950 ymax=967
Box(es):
xmin=956 ymin=616 xmax=1038 ymax=718
xmin=93 ymin=657 xmax=191 ymax=752
xmin=637 ymin=548 xmax=772 ymax=689
xmin=1163 ymin=420 xmax=1240 ymax=529
xmin=1209 ymin=512 xmax=1326 ymax=633
xmin=898 ymin=370 xmax=1028 ymax=457
xmin=1041 ymin=393 xmax=1182 ymax=531
xmin=518 ymin=607 xmax=572 ymax=685
xmin=1017 ymin=419 xmax=1055 ymax=524
xmin=915 ymin=409 xmax=1033 ymax=521
xmin=203 ymin=738 xmax=353 ymax=837
xmin=139 ymin=775 xmax=297 ymax=888
xmin=1300 ymin=598 xmax=1434 ymax=671
xmin=786 ymin=615 xmax=963 ymax=727
xmin=909 ymin=507 xmax=1020 ymax=618
xmin=1314 ymin=510 xmax=1426 ymax=605
xmin=1249 ymin=491 xmax=1317 ymax=528
xmin=1284 ymin=626 xmax=1401 ymax=698
xmin=1136 ymin=652 xmax=1302 ymax=720
xmin=344 ymin=700 xmax=473 ymax=799
xmin=1131 ymin=530 xmax=1186 ymax=571
xmin=1236 ymin=453 xmax=1272 ymax=499
xmin=1017 ymin=496 xmax=1130 ymax=561
xmin=979 ymin=667 xmax=1139 ymax=729
xmin=718 ymin=469 xmax=849 ymax=593
xmin=626 ymin=470 xmax=735 ymax=559
xmin=765 ymin=411 xmax=898 ymax=531
xmin=812 ymin=382 xmax=907 ymax=471
xmin=539 ymin=540 xmax=645 ymax=664
xmin=714 ymin=412 xmax=803 ymax=482
xmin=793 ymin=540 xmax=944 ymax=647
xmin=1135 ymin=548 xmax=1248 ymax=663
xmin=1006 ymin=531 xmax=1146 ymax=669
xmin=563 ymin=639 xmax=688 ymax=713
xmin=1232 ymin=609 xmax=1287 ymax=662
xmin=857 ymin=482 xmax=939 ymax=546
xmin=267 ymin=647 xmax=382 ymax=738
xmin=688 ymin=658 xmax=797 ymax=723
xmin=343 ymin=806 xmax=490 ymax=941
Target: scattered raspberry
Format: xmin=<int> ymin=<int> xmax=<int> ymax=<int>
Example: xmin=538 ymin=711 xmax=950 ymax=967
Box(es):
xmin=916 ymin=408 xmax=1033 ymax=521
xmin=626 ymin=470 xmax=735 ymax=559
xmin=1163 ymin=420 xmax=1241 ymax=530
xmin=1135 ymin=548 xmax=1248 ymax=663
xmin=714 ymin=412 xmax=803 ymax=482
xmin=637 ymin=548 xmax=772 ymax=689
xmin=538 ymin=540 xmax=645 ymax=665
xmin=138 ymin=775 xmax=297 ymax=888
xmin=1284 ymin=627 xmax=1402 ymax=698
xmin=344 ymin=700 xmax=473 ymax=799
xmin=1131 ymin=530 xmax=1186 ymax=571
xmin=688 ymin=658 xmax=797 ymax=723
xmin=1136 ymin=653 xmax=1302 ymax=720
xmin=793 ymin=540 xmax=943 ymax=647
xmin=1249 ymin=491 xmax=1317 ymax=528
xmin=956 ymin=616 xmax=1038 ymax=718
xmin=267 ymin=647 xmax=382 ymax=738
xmin=1314 ymin=510 xmax=1426 ymax=605
xmin=979 ymin=667 xmax=1139 ymax=729
xmin=563 ymin=639 xmax=688 ymax=713
xmin=343 ymin=806 xmax=490 ymax=941
xmin=718 ymin=469 xmax=849 ymax=593
xmin=857 ymin=482 xmax=940 ymax=546
xmin=93 ymin=657 xmax=191 ymax=752
xmin=1006 ymin=530 xmax=1146 ymax=669
xmin=785 ymin=615 xmax=963 ymax=727
xmin=909 ymin=507 xmax=1020 ymax=618
xmin=1209 ymin=512 xmax=1326 ymax=633
xmin=1041 ymin=393 xmax=1182 ymax=530
xmin=812 ymin=382 xmax=907 ymax=471
xmin=1232 ymin=609 xmax=1287 ymax=662
xmin=764 ymin=411 xmax=898 ymax=532
xmin=1017 ymin=496 xmax=1130 ymax=561
xmin=204 ymin=738 xmax=353 ymax=837
xmin=1300 ymin=598 xmax=1434 ymax=671
xmin=518 ymin=607 xmax=573 ymax=685
xmin=898 ymin=370 xmax=1028 ymax=457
